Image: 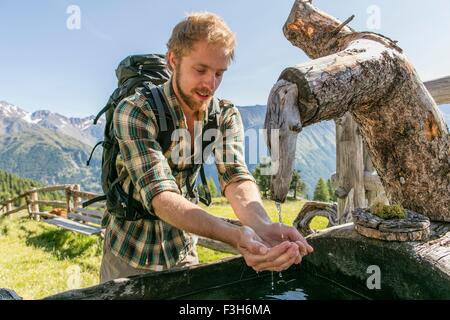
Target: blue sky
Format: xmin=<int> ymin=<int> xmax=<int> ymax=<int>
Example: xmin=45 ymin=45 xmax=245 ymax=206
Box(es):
xmin=1 ymin=0 xmax=450 ymax=117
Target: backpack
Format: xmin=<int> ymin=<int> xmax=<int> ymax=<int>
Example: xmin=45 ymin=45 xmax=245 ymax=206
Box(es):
xmin=85 ymin=54 xmax=219 ymax=221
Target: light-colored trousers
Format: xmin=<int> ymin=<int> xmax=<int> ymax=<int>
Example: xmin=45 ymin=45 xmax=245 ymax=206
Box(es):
xmin=99 ymin=236 xmax=199 ymax=284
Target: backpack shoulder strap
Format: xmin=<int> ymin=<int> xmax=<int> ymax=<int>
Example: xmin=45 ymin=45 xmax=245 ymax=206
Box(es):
xmin=195 ymin=98 xmax=223 ymax=207
xmin=204 ymin=98 xmax=221 ymax=131
xmin=204 ymin=98 xmax=234 ymax=131
xmin=140 ymin=83 xmax=175 ymax=153
xmin=219 ymin=99 xmax=233 ymax=108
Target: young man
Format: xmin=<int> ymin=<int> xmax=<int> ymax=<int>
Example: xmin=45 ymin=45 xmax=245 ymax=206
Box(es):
xmin=100 ymin=12 xmax=313 ymax=283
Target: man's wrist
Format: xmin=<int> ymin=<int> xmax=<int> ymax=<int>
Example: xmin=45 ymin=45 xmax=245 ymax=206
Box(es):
xmin=216 ymin=222 xmax=241 ymax=249
xmin=251 ymin=220 xmax=272 ymax=234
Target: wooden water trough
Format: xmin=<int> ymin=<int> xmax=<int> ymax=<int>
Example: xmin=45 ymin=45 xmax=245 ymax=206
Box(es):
xmin=37 ymin=221 xmax=450 ymax=300
xmin=2 ymin=219 xmax=448 ymax=299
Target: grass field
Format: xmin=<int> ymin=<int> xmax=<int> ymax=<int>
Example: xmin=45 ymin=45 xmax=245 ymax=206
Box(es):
xmin=0 ymin=197 xmax=328 ymax=300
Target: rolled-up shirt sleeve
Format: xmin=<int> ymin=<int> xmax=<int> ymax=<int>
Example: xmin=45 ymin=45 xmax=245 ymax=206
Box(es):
xmin=113 ymin=94 xmax=180 ymax=213
xmin=215 ymin=104 xmax=256 ymax=195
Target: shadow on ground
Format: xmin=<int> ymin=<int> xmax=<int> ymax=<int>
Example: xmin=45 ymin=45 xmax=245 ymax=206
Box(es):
xmin=25 ymin=227 xmax=102 ymax=260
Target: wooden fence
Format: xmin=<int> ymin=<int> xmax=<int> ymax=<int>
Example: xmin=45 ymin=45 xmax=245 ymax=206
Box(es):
xmin=0 ymin=184 xmax=103 ymax=220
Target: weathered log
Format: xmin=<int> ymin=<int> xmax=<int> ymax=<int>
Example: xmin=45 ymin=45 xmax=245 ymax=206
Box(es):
xmin=352 ymin=208 xmax=431 ymax=242
xmin=293 ymin=201 xmax=337 ymax=236
xmin=264 ymin=80 xmax=302 ymax=202
xmin=266 ymin=0 xmax=450 ymax=221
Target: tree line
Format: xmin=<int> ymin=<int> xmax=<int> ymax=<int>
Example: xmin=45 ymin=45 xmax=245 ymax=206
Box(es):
xmin=0 ymin=169 xmax=63 ymax=206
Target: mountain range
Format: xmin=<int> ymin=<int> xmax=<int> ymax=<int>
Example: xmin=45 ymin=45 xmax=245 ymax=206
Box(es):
xmin=0 ymin=101 xmax=103 ymax=192
xmin=1 ymin=100 xmax=449 ymax=197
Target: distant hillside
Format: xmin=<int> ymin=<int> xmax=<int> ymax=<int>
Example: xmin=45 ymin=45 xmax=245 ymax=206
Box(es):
xmin=0 ymin=127 xmax=102 ymax=193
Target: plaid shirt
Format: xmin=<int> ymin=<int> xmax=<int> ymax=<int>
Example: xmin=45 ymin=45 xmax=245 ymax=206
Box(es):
xmin=102 ymin=77 xmax=255 ymax=270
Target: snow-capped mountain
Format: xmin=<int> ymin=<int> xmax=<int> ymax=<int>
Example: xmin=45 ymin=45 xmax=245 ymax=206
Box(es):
xmin=0 ymin=100 xmax=104 ymax=146
xmin=0 ymin=100 xmax=28 ymax=119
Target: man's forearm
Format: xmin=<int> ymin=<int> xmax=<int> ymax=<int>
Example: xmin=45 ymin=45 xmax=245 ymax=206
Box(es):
xmin=151 ymin=191 xmax=240 ymax=247
xmin=224 ymin=180 xmax=272 ymax=232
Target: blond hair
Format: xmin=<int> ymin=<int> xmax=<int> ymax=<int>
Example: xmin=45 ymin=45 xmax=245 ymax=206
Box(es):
xmin=166 ymin=12 xmax=236 ymax=67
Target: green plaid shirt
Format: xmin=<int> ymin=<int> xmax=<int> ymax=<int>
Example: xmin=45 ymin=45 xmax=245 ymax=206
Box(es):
xmin=102 ymin=77 xmax=255 ymax=270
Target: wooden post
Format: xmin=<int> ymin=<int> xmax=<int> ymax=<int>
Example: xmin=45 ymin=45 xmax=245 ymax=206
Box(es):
xmin=72 ymin=184 xmax=81 ymax=210
xmin=335 ymin=113 xmax=366 ymax=222
xmin=26 ymin=195 xmax=32 ymax=218
xmin=65 ymin=185 xmax=73 ymax=213
xmin=6 ymin=200 xmax=13 ymax=218
xmin=363 ymin=143 xmax=389 ymax=207
xmin=30 ymin=189 xmax=40 ymax=221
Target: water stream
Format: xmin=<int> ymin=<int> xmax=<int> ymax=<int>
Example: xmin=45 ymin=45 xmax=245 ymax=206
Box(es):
xmin=273 ymin=201 xmax=285 ymax=289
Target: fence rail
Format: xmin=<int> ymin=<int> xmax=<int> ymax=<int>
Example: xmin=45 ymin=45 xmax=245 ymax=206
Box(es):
xmin=0 ymin=184 xmax=105 ymax=220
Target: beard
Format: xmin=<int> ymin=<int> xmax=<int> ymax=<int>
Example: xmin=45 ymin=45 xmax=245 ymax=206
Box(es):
xmin=175 ymin=65 xmax=212 ymax=112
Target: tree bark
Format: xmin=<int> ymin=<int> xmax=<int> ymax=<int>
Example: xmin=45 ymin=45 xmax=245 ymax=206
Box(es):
xmin=266 ymin=0 xmax=450 ymax=221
